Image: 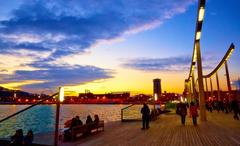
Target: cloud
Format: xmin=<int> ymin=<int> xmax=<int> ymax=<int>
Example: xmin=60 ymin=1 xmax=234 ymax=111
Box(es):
xmin=0 ymin=0 xmax=195 ymax=92
xmin=1 ymin=64 xmax=114 ymax=90
xmin=0 ymin=49 xmax=114 ymax=91
xmin=0 ymin=0 xmax=195 ymax=57
xmin=122 ymin=55 xmax=217 ymax=72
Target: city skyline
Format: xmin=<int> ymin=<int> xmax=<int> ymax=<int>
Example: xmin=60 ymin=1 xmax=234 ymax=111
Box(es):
xmin=0 ymin=0 xmax=240 ymax=95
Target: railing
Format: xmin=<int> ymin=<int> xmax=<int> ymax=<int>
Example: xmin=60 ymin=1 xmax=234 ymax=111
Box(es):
xmin=121 ymin=104 xmax=154 ymax=122
xmin=0 ymin=93 xmax=58 ymax=146
xmin=0 ymin=93 xmax=57 ymax=123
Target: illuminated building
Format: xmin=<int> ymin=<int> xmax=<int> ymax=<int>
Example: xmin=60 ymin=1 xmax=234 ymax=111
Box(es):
xmin=153 ymin=78 xmax=161 ymax=100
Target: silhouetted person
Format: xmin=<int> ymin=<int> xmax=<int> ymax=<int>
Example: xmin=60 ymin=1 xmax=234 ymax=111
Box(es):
xmin=85 ymin=115 xmax=93 ymax=135
xmin=64 ymin=117 xmax=77 ymax=141
xmin=86 ymin=115 xmax=93 ymax=124
xmin=93 ymin=114 xmax=100 ymax=123
xmin=76 ymin=116 xmax=83 ymax=126
xmin=176 ymin=102 xmax=187 ymax=125
xmin=190 ymin=102 xmax=198 ymax=125
xmin=23 ymin=130 xmax=34 ymax=146
xmin=141 ymin=103 xmax=150 ymax=129
xmin=223 ymin=100 xmax=230 ymax=113
xmin=10 ymin=129 xmax=24 ymax=146
xmin=231 ymin=99 xmax=239 ymax=120
xmin=70 ymin=117 xmax=77 ymax=129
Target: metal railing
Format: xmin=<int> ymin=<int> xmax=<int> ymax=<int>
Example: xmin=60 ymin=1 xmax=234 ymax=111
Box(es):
xmin=121 ymin=104 xmax=155 ymax=122
xmin=0 ymin=93 xmax=57 ymax=124
xmin=0 ymin=92 xmax=58 ymax=146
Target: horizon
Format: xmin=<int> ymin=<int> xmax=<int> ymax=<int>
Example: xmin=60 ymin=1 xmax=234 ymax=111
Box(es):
xmin=0 ymin=0 xmax=240 ymax=95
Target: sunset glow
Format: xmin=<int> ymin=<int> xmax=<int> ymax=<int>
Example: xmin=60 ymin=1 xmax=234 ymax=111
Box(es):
xmin=0 ymin=0 xmax=239 ymax=95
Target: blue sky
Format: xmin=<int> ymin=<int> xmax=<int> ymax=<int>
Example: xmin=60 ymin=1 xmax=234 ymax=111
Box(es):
xmin=0 ymin=0 xmax=239 ymax=94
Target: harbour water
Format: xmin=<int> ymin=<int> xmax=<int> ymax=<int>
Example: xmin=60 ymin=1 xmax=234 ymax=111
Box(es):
xmin=0 ymin=104 xmax=129 ymax=139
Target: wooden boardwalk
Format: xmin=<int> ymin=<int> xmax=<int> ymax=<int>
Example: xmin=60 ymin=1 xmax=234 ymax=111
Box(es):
xmin=59 ymin=111 xmax=240 ymax=146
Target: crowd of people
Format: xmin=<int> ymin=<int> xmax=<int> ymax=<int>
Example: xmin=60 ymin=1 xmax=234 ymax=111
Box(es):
xmin=206 ymin=98 xmax=240 ymax=120
xmin=176 ymin=98 xmax=240 ymax=126
xmin=10 ymin=129 xmax=33 ymax=146
xmin=63 ymin=114 xmax=100 ymax=141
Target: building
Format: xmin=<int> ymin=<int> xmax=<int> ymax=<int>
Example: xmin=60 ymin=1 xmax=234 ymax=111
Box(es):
xmin=153 ymin=78 xmax=162 ymax=100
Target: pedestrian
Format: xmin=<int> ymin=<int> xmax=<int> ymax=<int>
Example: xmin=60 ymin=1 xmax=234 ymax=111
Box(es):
xmin=231 ymin=98 xmax=239 ymax=120
xmin=189 ymin=102 xmax=198 ymax=125
xmin=176 ymin=102 xmax=187 ymax=125
xmin=141 ymin=103 xmax=150 ymax=129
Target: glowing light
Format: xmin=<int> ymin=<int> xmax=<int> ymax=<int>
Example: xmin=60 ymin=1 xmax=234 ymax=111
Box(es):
xmin=180 ymin=96 xmax=183 ymax=102
xmin=196 ymin=31 xmax=201 ymax=40
xmin=154 ymin=93 xmax=158 ymax=101
xmin=59 ymin=87 xmax=65 ymax=102
xmin=198 ymin=7 xmax=205 ymax=22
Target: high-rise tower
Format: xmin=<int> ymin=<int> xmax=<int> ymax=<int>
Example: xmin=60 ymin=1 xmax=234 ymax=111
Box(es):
xmin=153 ymin=78 xmax=161 ymax=100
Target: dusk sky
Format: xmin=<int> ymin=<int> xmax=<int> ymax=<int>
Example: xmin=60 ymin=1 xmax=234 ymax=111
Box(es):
xmin=0 ymin=0 xmax=239 ymax=95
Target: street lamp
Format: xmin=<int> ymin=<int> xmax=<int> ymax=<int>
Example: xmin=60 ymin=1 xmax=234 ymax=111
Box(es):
xmin=59 ymin=87 xmax=65 ymax=102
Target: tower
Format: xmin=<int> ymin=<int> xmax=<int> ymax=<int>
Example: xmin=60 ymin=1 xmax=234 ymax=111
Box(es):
xmin=153 ymin=78 xmax=161 ymax=100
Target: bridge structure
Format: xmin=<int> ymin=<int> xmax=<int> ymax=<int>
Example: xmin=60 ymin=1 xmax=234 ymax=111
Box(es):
xmin=184 ymin=0 xmax=237 ymax=121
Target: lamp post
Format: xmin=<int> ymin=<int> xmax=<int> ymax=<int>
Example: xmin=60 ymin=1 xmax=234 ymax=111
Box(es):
xmin=195 ymin=0 xmax=206 ymax=121
xmin=54 ymin=87 xmax=64 ymax=146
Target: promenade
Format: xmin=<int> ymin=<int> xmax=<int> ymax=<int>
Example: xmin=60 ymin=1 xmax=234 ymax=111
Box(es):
xmin=58 ymin=111 xmax=240 ymax=146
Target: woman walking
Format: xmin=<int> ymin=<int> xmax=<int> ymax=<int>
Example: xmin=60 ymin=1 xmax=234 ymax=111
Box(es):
xmin=190 ymin=102 xmax=198 ymax=126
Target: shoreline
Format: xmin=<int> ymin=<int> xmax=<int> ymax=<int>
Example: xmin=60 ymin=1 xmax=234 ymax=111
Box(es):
xmin=0 ymin=102 xmax=163 ymax=105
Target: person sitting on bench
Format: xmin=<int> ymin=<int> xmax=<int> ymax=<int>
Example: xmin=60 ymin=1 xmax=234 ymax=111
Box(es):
xmin=76 ymin=116 xmax=83 ymax=126
xmin=64 ymin=117 xmax=77 ymax=141
xmin=86 ymin=115 xmax=93 ymax=124
xmin=84 ymin=115 xmax=93 ymax=135
xmin=93 ymin=114 xmax=99 ymax=123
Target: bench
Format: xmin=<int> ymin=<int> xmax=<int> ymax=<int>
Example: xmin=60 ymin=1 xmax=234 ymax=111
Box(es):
xmin=71 ymin=120 xmax=104 ymax=140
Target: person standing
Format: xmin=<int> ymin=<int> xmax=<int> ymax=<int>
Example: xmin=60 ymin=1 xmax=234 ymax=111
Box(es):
xmin=176 ymin=102 xmax=187 ymax=125
xmin=231 ymin=98 xmax=239 ymax=120
xmin=141 ymin=103 xmax=150 ymax=129
xmin=190 ymin=102 xmax=198 ymax=125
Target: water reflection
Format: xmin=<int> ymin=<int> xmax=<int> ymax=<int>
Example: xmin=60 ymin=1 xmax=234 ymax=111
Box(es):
xmin=0 ymin=104 xmax=127 ymax=139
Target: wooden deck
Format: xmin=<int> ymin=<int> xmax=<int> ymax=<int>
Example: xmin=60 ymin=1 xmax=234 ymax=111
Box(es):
xmin=59 ymin=111 xmax=240 ymax=146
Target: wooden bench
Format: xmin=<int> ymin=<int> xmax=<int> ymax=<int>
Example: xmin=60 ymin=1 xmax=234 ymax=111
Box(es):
xmin=71 ymin=120 xmax=104 ymax=140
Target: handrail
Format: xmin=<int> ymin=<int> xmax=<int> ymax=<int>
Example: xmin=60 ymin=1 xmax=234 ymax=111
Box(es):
xmin=0 ymin=92 xmax=58 ymax=124
xmin=203 ymin=43 xmax=235 ymax=78
xmin=121 ymin=104 xmax=135 ymax=121
xmin=121 ymin=104 xmax=135 ymax=111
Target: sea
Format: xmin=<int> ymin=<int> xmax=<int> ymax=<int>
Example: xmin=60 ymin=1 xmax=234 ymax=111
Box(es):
xmin=0 ymin=104 xmax=153 ymax=141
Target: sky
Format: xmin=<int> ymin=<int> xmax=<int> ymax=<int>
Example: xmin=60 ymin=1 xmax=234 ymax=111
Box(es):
xmin=0 ymin=0 xmax=239 ymax=95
